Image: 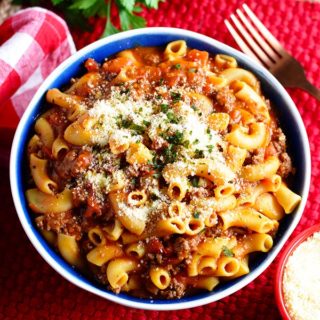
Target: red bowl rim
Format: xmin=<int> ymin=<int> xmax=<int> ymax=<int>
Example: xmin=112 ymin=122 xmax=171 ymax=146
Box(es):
xmin=275 ymin=223 xmax=320 ymax=319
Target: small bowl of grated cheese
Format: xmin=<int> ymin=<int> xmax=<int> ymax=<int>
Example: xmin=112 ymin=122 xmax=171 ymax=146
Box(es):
xmin=275 ymin=224 xmax=320 ymax=320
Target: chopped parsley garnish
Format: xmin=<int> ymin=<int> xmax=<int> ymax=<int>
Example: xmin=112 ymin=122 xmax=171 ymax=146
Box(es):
xmin=206 ymin=128 xmax=210 ymax=134
xmin=207 ymin=145 xmax=214 ymax=153
xmin=194 ymin=149 xmax=204 ymax=158
xmin=166 ymin=111 xmax=179 ymax=124
xmin=160 ymin=104 xmax=169 ymax=113
xmin=193 ymin=139 xmax=200 ymax=145
xmin=183 ymin=140 xmax=190 ymax=148
xmin=151 ymin=157 xmax=164 ymax=171
xmin=171 ymin=92 xmax=182 ymax=103
xmin=131 ymin=177 xmax=138 ymax=187
xmin=222 ymin=246 xmax=234 ymax=257
xmin=121 ymin=119 xmax=146 ymax=134
xmin=191 ymin=105 xmax=197 ymax=111
xmin=150 ymin=193 xmax=159 ymax=200
xmin=163 ymin=144 xmax=178 ymax=163
xmin=167 ymin=131 xmax=184 ymax=145
xmin=190 ymin=176 xmax=200 ymax=187
xmin=173 ymin=63 xmax=181 ymax=70
xmin=130 ymin=123 xmax=146 ymax=135
xmin=121 ymin=119 xmax=133 ymax=128
xmin=143 ymin=120 xmax=151 ymax=127
xmin=193 ymin=211 xmax=200 ymax=219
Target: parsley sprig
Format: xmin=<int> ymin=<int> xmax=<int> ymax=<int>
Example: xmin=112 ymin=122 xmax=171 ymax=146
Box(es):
xmin=14 ymin=0 xmax=164 ymax=37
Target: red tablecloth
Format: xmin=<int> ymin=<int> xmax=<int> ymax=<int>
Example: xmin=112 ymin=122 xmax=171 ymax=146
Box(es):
xmin=1 ymin=0 xmax=319 ymax=319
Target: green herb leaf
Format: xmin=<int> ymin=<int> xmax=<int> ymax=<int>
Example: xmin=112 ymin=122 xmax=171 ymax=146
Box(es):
xmin=119 ymin=8 xmax=146 ymax=30
xmin=190 ymin=176 xmax=200 ymax=187
xmin=131 ymin=177 xmax=139 ymax=187
xmin=163 ymin=145 xmax=177 ymax=163
xmin=166 ymin=111 xmax=179 ymax=124
xmin=121 ymin=119 xmax=133 ymax=128
xmin=25 ymin=0 xmax=164 ymax=38
xmin=193 ymin=211 xmax=200 ymax=219
xmin=51 ymin=0 xmax=64 ymax=4
xmin=207 ymin=145 xmax=214 ymax=153
xmin=171 ymin=92 xmax=182 ymax=103
xmin=167 ymin=131 xmax=184 ymax=145
xmin=101 ymin=1 xmax=119 ymax=37
xmin=118 ymin=0 xmax=136 ymax=12
xmin=140 ymin=0 xmax=163 ymax=9
xmin=69 ymin=0 xmax=94 ymax=10
xmin=222 ymin=246 xmax=234 ymax=257
xmin=194 ymin=149 xmax=204 ymax=158
xmin=160 ymin=104 xmax=169 ymax=113
xmin=193 ymin=139 xmax=200 ymax=145
xmin=130 ymin=123 xmax=146 ymax=134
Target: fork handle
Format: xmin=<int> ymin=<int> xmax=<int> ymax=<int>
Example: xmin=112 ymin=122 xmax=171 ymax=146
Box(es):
xmin=299 ymin=80 xmax=320 ymax=101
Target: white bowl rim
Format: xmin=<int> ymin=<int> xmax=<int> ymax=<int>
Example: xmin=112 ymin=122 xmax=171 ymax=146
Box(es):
xmin=10 ymin=27 xmax=311 ymax=311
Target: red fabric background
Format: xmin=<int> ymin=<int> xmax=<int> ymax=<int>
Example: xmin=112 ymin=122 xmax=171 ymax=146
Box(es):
xmin=1 ymin=0 xmax=320 ymax=319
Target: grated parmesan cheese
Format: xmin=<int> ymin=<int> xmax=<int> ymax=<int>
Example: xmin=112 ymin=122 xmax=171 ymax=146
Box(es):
xmin=283 ymin=231 xmax=320 ymax=320
xmin=118 ymin=202 xmax=151 ymax=223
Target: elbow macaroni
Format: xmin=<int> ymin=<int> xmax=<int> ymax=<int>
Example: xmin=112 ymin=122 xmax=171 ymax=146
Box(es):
xmin=25 ymin=41 xmax=301 ymax=299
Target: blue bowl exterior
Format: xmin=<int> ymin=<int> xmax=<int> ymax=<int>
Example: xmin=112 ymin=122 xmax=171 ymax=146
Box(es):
xmin=11 ymin=28 xmax=310 ymax=310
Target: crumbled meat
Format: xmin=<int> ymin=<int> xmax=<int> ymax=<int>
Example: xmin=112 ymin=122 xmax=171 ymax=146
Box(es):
xmin=216 ymin=87 xmax=236 ymax=112
xmin=54 ymin=149 xmax=92 ymax=179
xmin=187 ymin=187 xmax=212 ymax=201
xmin=124 ymin=164 xmax=153 ymax=178
xmin=173 ymin=236 xmax=202 ymax=260
xmin=251 ymin=148 xmax=265 ymax=164
xmin=272 ymin=127 xmax=286 ymax=153
xmin=150 ymin=137 xmax=169 ymax=150
xmin=159 ymin=277 xmax=186 ymax=299
xmin=278 ymin=152 xmax=293 ymax=177
xmin=144 ymin=53 xmax=161 ymax=65
xmin=36 ymin=211 xmax=82 ymax=240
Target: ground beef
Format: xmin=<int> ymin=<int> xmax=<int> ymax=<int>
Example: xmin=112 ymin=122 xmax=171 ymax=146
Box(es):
xmin=278 ymin=152 xmax=293 ymax=177
xmin=124 ymin=164 xmax=153 ymax=178
xmin=215 ymin=87 xmax=237 ymax=112
xmin=187 ymin=187 xmax=212 ymax=201
xmin=251 ymin=148 xmax=265 ymax=164
xmin=173 ymin=236 xmax=202 ymax=260
xmin=159 ymin=277 xmax=186 ymax=299
xmin=54 ymin=149 xmax=92 ymax=179
xmin=150 ymin=137 xmax=169 ymax=150
xmin=272 ymin=127 xmax=286 ymax=153
xmin=36 ymin=211 xmax=82 ymax=240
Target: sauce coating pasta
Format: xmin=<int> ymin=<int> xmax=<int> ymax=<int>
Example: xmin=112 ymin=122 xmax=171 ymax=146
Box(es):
xmin=26 ymin=41 xmax=301 ymax=299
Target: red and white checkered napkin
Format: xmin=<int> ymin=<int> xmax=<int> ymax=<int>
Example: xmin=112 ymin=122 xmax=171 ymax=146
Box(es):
xmin=0 ymin=7 xmax=76 ymax=129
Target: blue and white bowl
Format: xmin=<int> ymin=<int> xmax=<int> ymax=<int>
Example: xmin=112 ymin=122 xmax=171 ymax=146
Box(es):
xmin=10 ymin=27 xmax=311 ymax=310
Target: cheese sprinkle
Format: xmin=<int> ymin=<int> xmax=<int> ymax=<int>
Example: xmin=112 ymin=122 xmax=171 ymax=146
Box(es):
xmin=283 ymin=231 xmax=320 ymax=320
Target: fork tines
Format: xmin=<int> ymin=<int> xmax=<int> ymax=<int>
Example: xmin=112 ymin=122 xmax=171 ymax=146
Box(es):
xmin=224 ymin=4 xmax=286 ymax=68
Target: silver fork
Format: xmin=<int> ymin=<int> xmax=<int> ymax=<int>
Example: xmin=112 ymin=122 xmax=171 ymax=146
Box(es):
xmin=225 ymin=4 xmax=320 ymax=100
